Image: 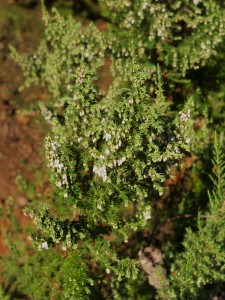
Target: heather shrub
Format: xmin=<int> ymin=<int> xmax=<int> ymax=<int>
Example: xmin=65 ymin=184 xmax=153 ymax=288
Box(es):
xmin=1 ymin=1 xmax=225 ymax=299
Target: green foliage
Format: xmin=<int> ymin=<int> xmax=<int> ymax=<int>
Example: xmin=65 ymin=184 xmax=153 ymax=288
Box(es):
xmin=159 ymin=133 xmax=225 ymax=299
xmin=20 ymin=59 xmax=192 ymax=297
xmin=0 ymin=286 xmax=9 ymax=300
xmin=2 ymin=1 xmax=225 ymax=299
xmin=100 ymin=0 xmax=225 ymax=76
xmin=10 ymin=6 xmax=106 ymax=100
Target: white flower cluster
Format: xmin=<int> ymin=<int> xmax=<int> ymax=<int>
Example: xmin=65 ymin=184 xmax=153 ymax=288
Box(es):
xmin=124 ymin=11 xmax=136 ymax=28
xmin=56 ymin=174 xmax=68 ymax=188
xmin=193 ymin=0 xmax=200 ymax=4
xmin=48 ymin=139 xmax=69 ymax=197
xmin=107 ymin=156 xmax=126 ymax=168
xmin=176 ymin=104 xmax=192 ymax=148
xmin=93 ymin=165 xmax=107 ymax=182
xmin=97 ymin=203 xmax=103 ymax=210
xmin=179 ymin=109 xmax=190 ymax=122
xmin=115 ymin=140 xmax=122 ymax=150
xmin=76 ymin=67 xmax=85 ymax=84
xmin=117 ymin=156 xmax=126 ymax=166
xmin=200 ymin=40 xmax=212 ymax=57
xmin=105 ymin=149 xmax=110 ymax=155
xmin=128 ymin=99 xmax=134 ymax=105
xmin=49 ymin=142 xmax=62 ymax=171
xmin=143 ymin=206 xmax=151 ymax=221
xmin=105 ymin=133 xmax=112 ymax=141
xmin=38 ymin=241 xmax=49 ymax=250
xmin=175 ymin=146 xmax=180 ymax=154
xmin=186 ymin=138 xmax=191 ymax=144
xmin=39 ymin=103 xmax=54 ymax=122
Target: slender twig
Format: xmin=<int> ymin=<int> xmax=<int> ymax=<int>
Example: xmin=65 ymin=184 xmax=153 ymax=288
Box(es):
xmin=154 ymin=213 xmax=222 ymax=233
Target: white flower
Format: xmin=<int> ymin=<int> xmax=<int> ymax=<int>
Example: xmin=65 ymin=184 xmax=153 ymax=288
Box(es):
xmin=200 ymin=43 xmax=206 ymax=50
xmin=113 ymin=160 xmax=117 ymax=167
xmin=106 ymin=268 xmax=111 ymax=274
xmin=186 ymin=138 xmax=191 ymax=144
xmin=179 ymin=112 xmax=189 ymax=122
xmin=105 ymin=133 xmax=112 ymax=141
xmin=93 ymin=165 xmax=107 ymax=182
xmin=56 ymin=181 xmax=62 ymax=188
xmin=128 ymin=99 xmax=134 ymax=104
xmin=62 ymin=174 xmax=68 ymax=185
xmin=193 ymin=0 xmax=200 ymax=4
xmin=117 ymin=156 xmax=126 ymax=166
xmin=175 ymin=147 xmax=180 ymax=153
xmin=51 ymin=142 xmax=58 ymax=151
xmin=42 ymin=241 xmax=49 ymax=249
xmin=143 ymin=206 xmax=151 ymax=220
xmin=64 ymin=193 xmax=68 ymax=198
xmin=121 ymin=156 xmax=126 ymax=163
xmin=38 ymin=241 xmax=49 ymax=250
xmin=97 ymin=204 xmax=102 ymax=210
xmin=105 ymin=149 xmax=110 ymax=155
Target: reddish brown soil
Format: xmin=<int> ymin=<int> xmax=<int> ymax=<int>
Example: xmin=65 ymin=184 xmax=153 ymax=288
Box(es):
xmin=0 ymin=1 xmax=46 ymax=254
